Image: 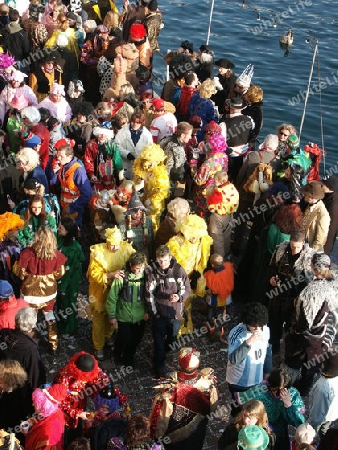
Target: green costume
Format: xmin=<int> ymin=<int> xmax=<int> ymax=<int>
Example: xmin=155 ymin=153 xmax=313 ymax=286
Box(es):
xmin=56 ymin=236 xmax=85 ymax=335
xmin=17 ymin=214 xmax=57 ymax=247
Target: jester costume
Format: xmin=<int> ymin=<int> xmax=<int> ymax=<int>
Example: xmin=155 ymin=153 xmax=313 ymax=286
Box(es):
xmin=133 ymin=143 xmax=170 ymax=232
xmin=167 ymin=215 xmax=213 ymax=335
xmin=87 ymin=227 xmax=135 ymax=351
xmin=149 ymin=348 xmax=218 ymax=450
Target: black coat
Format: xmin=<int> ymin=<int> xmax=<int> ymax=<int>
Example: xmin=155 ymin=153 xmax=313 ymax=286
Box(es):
xmin=323 ymin=191 xmax=338 ymax=254
xmin=0 ymin=328 xmax=46 ymax=390
xmin=0 ymin=382 xmax=34 ymax=433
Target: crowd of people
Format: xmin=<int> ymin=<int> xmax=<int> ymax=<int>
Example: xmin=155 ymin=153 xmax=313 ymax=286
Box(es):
xmin=0 ymin=0 xmax=338 ymax=448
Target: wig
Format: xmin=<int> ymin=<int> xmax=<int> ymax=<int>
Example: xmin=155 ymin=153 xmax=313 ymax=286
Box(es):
xmin=32 ymin=388 xmax=59 ymax=417
xmin=32 ymin=226 xmax=57 ymax=260
xmin=207 ymin=133 xmax=228 ymax=154
xmin=0 ymin=212 xmax=24 ymax=240
xmin=275 ymin=203 xmax=303 ymax=234
xmin=105 ymin=226 xmax=122 ymax=245
xmin=71 ymin=101 xmax=94 ymax=118
xmin=16 ymin=147 xmax=40 ymax=172
xmin=245 ymin=84 xmax=263 ymax=104
xmin=241 ymin=302 xmax=268 ymax=327
xmin=138 ymin=143 xmax=166 ymax=164
xmin=167 ymin=198 xmax=190 ymax=221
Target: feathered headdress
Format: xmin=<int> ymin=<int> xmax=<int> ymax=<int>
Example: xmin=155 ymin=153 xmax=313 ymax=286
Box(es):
xmin=0 ymin=52 xmax=16 ymax=71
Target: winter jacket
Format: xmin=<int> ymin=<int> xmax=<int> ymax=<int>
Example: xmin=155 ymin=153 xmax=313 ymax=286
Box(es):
xmin=302 ymin=199 xmax=330 ymax=251
xmin=106 ymin=270 xmax=148 ymax=323
xmin=145 ymin=257 xmax=190 ymax=320
xmin=1 ymin=22 xmax=30 ymax=61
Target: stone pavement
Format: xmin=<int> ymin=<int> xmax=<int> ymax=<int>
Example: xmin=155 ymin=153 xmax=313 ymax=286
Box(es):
xmin=40 ymin=224 xmax=338 ymax=449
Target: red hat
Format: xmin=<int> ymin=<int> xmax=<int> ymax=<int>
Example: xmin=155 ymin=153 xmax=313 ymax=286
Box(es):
xmin=54 ymin=138 xmax=75 ymax=149
xmin=178 ymin=347 xmax=200 ymax=371
xmin=205 ymin=120 xmax=222 ymax=135
xmin=44 ymin=384 xmax=68 ymax=404
xmin=129 ymin=23 xmax=147 ymax=41
xmin=151 ymin=97 xmax=164 ymax=111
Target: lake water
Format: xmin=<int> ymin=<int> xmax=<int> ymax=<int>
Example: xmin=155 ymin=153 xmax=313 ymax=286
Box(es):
xmin=152 ymin=0 xmax=338 ymax=175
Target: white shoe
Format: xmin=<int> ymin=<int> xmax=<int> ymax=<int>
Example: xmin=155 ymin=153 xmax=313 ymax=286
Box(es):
xmin=95 ymin=350 xmax=104 ymax=361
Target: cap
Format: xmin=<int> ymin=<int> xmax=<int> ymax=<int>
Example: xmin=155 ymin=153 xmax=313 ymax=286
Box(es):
xmin=295 ymin=423 xmax=316 ymax=445
xmin=238 ymin=426 xmax=269 ymax=450
xmin=21 ymin=106 xmax=41 ymax=123
xmin=11 ymin=70 xmax=27 ymax=83
xmin=287 ymin=134 xmax=300 ymax=150
xmin=24 ymin=132 xmax=41 ymax=148
xmin=44 ymin=384 xmax=68 ymax=404
xmin=151 ymin=97 xmax=164 ymax=110
xmin=54 ymin=138 xmax=75 ymax=149
xmin=0 ymin=280 xmax=14 ymax=299
xmin=129 ymin=23 xmax=147 ymax=40
xmin=178 ymin=347 xmax=200 ymax=371
xmin=24 ymin=178 xmax=41 ymax=191
xmin=225 ymin=97 xmax=247 ymax=110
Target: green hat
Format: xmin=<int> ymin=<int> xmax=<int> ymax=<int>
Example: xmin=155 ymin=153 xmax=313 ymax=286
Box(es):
xmin=287 ymin=134 xmax=300 ymax=150
xmin=238 ymin=426 xmax=269 ymax=450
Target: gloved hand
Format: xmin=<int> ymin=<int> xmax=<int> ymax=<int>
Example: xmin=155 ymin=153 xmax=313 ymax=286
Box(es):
xmin=127 ymin=153 xmax=135 ymax=160
xmin=190 ymin=270 xmax=201 ymax=290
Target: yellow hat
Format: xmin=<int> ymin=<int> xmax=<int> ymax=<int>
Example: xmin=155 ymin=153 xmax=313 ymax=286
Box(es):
xmin=176 ymin=214 xmax=208 ymax=240
xmin=105 ymin=226 xmax=122 ymax=245
xmin=0 ymin=212 xmax=24 ymax=240
xmin=140 ymin=143 xmax=166 ymax=163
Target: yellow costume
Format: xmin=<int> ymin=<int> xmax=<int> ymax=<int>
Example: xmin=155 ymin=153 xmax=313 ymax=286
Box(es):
xmin=87 ymin=227 xmax=135 ymax=351
xmin=167 ymin=215 xmax=213 ymax=335
xmin=45 ymin=28 xmax=79 ymax=60
xmin=133 ymin=143 xmax=170 ymax=233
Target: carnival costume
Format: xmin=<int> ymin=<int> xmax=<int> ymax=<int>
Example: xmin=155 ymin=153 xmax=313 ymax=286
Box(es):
xmin=0 ymin=212 xmax=24 ymax=297
xmin=87 ymin=227 xmax=135 ymax=352
xmin=56 ymin=234 xmax=85 ymax=336
xmin=189 ymin=134 xmax=229 ymax=211
xmin=149 ymin=348 xmax=218 ymax=450
xmin=17 ymin=213 xmax=57 ymax=247
xmin=167 ymin=215 xmax=213 ymax=335
xmin=133 ymin=144 xmax=170 ymax=232
xmin=15 ymin=245 xmax=67 ymax=351
xmin=25 ymin=384 xmax=68 ymax=450
xmin=53 ymin=352 xmax=111 ymax=429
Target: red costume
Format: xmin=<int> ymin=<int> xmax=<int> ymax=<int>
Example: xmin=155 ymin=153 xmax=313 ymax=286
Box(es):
xmin=25 ymin=409 xmax=65 ymax=450
xmin=53 ymin=351 xmax=111 ymax=428
xmin=0 ymin=296 xmax=28 ymax=330
xmin=32 ymin=122 xmax=50 ymax=171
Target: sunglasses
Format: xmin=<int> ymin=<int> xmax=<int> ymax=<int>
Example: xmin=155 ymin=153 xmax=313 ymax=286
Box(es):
xmin=279 ymin=132 xmax=289 ymax=137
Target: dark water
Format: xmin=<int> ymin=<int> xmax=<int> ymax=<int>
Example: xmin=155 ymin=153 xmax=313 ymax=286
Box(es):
xmin=152 ymin=0 xmax=338 ymax=174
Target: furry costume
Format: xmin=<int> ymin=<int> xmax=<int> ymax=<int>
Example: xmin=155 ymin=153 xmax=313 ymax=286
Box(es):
xmin=87 ymin=227 xmax=135 ymax=351
xmin=133 ymin=144 xmax=170 ymax=232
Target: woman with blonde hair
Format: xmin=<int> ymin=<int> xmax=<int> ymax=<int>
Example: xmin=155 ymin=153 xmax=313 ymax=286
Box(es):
xmin=103 ymin=10 xmax=119 ymax=33
xmin=276 ymin=123 xmax=298 ymax=158
xmin=243 ymin=84 xmax=264 ymax=146
xmin=15 ymin=227 xmax=67 ymax=352
xmin=42 ymin=2 xmax=66 ymax=36
xmin=188 ymin=78 xmax=218 ymax=142
xmin=0 ymin=360 xmax=34 ymax=437
xmin=218 ymin=400 xmax=276 ymax=449
xmin=16 ymin=147 xmax=49 ymax=193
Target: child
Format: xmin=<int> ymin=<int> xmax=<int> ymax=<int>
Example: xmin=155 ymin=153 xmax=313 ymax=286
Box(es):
xmin=292 ymin=423 xmax=316 ymax=450
xmin=204 ymin=253 xmax=234 ymax=341
xmin=206 ymin=171 xmax=239 ymax=257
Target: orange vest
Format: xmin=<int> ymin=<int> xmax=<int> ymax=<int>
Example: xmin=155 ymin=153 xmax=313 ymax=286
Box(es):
xmin=58 ymin=162 xmax=81 ymax=208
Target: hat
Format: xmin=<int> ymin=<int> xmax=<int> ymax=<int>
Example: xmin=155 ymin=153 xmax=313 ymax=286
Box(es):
xmin=11 ymin=70 xmax=27 ymax=83
xmin=95 ymin=24 xmax=109 ymax=34
xmin=0 ymin=52 xmax=16 ymax=71
xmin=23 ymin=132 xmax=41 ymax=148
xmin=215 ymin=58 xmax=235 ymax=69
xmin=189 ymin=115 xmax=202 ymax=129
xmin=56 ymin=33 xmax=69 ymax=47
xmin=295 ymin=424 xmax=316 ymax=445
xmin=54 ymin=138 xmax=75 ymax=149
xmin=0 ymin=280 xmax=14 ymax=299
xmin=287 ymin=134 xmax=300 ymax=150
xmin=238 ymin=425 xmax=269 ymax=450
xmin=67 ymin=79 xmax=85 ymax=98
xmin=105 ymin=226 xmax=122 ymax=245
xmin=199 ymin=44 xmax=214 ymax=55
xmin=75 ymin=354 xmax=95 ymax=372
xmin=151 ymin=97 xmax=164 ymax=111
xmin=321 ymin=175 xmax=338 ymax=192
xmin=29 ymin=3 xmax=44 ymax=20
xmin=44 ymin=384 xmax=68 ymax=404
xmin=9 ymin=92 xmax=29 ymax=110
xmin=236 ymin=64 xmax=254 ymax=88
xmin=21 ymin=106 xmax=41 ymax=124
xmin=129 ymin=23 xmax=147 ymax=41
xmin=180 ymin=40 xmax=193 ymax=54
xmin=178 ymin=347 xmax=200 ymax=371
xmin=125 ymin=191 xmax=148 ymax=214
xmin=51 ymin=82 xmax=65 ymax=96
xmin=323 ymin=352 xmax=338 ymax=377
xmin=225 ymin=97 xmax=247 ymax=110
xmin=93 ymin=126 xmax=115 ymax=139
xmin=301 ymin=181 xmax=325 ymax=200
xmin=312 ymin=252 xmax=331 ymax=270
xmin=24 ymin=178 xmax=41 ymax=191
xmin=205 ymin=121 xmax=222 ymax=135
